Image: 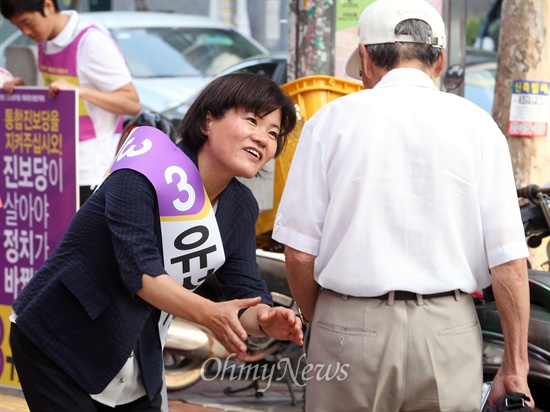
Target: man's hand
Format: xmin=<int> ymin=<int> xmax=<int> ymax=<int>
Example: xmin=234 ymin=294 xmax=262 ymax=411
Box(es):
xmin=258 ymin=306 xmax=304 ymax=346
xmin=48 ymin=79 xmax=77 ymax=99
xmin=488 ymin=370 xmax=534 ymax=410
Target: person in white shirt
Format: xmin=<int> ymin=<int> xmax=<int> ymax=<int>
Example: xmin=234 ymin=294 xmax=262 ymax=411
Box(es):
xmin=1 ymin=0 xmax=141 ymax=206
xmin=272 ymin=0 xmax=533 ymax=410
xmin=0 ymin=64 xmax=14 ymax=86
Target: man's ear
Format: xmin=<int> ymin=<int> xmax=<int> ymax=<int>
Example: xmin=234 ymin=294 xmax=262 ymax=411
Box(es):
xmin=434 ymin=49 xmax=446 ymax=78
xmin=359 ymin=43 xmax=378 ymax=87
xmin=358 ymin=43 xmax=369 ymax=79
xmin=43 ymin=0 xmax=56 ymax=15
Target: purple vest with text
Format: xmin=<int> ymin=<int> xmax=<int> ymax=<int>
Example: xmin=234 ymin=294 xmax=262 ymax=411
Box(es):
xmin=38 ymin=25 xmax=123 ymax=142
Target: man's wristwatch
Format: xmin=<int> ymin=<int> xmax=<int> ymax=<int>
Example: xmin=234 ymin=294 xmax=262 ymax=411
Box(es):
xmin=298 ymin=308 xmax=310 ymax=327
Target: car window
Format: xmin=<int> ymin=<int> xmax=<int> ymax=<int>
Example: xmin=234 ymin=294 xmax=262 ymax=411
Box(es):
xmin=167 ymin=28 xmax=264 ymax=75
xmin=112 ymin=27 xmax=264 ymax=78
xmin=465 ymin=68 xmax=496 ymax=88
xmin=233 ymin=62 xmax=279 ymax=79
xmin=112 ymin=30 xmax=202 ymax=78
xmin=474 ymin=0 xmax=501 ymax=52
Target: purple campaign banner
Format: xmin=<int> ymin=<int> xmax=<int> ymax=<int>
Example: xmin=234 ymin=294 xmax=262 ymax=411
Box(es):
xmin=111 ymin=126 xmax=207 ymax=217
xmin=0 ymin=88 xmax=78 ymax=306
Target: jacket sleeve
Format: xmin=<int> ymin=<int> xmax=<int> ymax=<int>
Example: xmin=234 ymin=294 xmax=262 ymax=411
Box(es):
xmin=214 ymin=181 xmax=273 ymax=306
xmin=104 ymin=169 xmax=167 ymax=295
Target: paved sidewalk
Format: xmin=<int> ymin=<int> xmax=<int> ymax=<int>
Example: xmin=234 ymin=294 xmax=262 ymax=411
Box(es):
xmin=1 ymin=368 xmax=303 ymax=412
xmin=0 ymin=386 xmax=223 ymax=412
xmin=0 ymin=387 xmax=28 ymax=412
xmin=168 ymin=375 xmax=303 ymax=412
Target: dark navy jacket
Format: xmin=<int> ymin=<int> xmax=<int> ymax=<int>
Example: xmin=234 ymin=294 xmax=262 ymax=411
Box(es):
xmin=12 ymin=141 xmax=272 ymax=399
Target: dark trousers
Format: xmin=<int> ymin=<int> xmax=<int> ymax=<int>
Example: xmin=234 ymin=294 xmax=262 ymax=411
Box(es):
xmin=10 ymin=323 xmax=161 ymax=412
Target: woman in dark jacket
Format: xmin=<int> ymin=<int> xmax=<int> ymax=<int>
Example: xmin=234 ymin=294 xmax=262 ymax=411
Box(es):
xmin=10 ymin=73 xmax=302 ymax=412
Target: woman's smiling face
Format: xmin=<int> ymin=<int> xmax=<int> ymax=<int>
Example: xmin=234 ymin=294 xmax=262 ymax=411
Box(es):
xmin=202 ymin=107 xmax=281 ymax=179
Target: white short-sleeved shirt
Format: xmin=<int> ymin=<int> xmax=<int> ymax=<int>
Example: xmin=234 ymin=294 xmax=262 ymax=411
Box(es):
xmin=272 ymin=68 xmax=528 ymax=297
xmin=41 ymin=11 xmax=133 ymax=187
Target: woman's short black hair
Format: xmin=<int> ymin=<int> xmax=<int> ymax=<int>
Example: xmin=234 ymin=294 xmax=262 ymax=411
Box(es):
xmin=177 ymin=73 xmax=296 ymax=158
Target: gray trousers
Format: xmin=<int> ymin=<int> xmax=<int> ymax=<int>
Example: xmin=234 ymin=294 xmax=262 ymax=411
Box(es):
xmin=305 ymin=289 xmax=483 ymax=412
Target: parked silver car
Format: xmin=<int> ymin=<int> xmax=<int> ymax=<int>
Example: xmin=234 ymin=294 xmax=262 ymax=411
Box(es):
xmin=162 ymin=52 xmax=288 ymax=127
xmin=0 ymin=11 xmax=268 ymax=112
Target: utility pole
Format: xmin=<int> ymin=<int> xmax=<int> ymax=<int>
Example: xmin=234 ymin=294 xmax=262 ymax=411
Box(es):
xmin=287 ymin=0 xmax=335 ymax=82
xmin=492 ymin=0 xmax=550 ymax=269
xmin=209 ymin=0 xmax=251 ymax=37
xmin=492 ymin=0 xmax=550 ymax=187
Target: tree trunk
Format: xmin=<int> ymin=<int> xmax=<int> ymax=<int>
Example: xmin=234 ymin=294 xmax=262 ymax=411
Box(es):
xmin=493 ymin=0 xmax=550 ymax=269
xmin=493 ymin=0 xmax=550 ymax=187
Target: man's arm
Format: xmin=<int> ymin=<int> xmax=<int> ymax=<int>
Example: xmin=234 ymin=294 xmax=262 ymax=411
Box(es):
xmin=284 ymin=246 xmax=319 ymax=323
xmin=48 ymin=80 xmax=141 ymax=116
xmin=487 ymin=257 xmax=534 ymax=408
xmin=79 ymin=82 xmax=141 ymax=116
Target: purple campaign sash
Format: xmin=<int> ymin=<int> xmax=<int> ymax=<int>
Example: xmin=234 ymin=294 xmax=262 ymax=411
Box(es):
xmin=104 ymin=126 xmax=225 ymax=344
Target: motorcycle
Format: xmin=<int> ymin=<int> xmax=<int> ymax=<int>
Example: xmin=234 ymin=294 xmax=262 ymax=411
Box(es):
xmin=517 ymin=184 xmax=550 ymax=270
xmin=162 ymin=249 xmax=304 ymax=404
xmin=476 ymin=184 xmax=550 ymax=411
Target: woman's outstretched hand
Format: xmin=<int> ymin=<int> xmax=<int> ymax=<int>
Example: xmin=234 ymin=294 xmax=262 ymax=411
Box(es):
xmin=138 ymin=274 xmax=303 ymax=361
xmin=202 ymin=300 xmax=304 ymax=362
xmin=202 ymin=296 xmax=264 ymax=362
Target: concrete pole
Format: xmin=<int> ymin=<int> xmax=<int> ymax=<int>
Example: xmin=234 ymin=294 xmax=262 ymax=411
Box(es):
xmin=210 ymin=0 xmax=234 ymax=24
xmin=441 ymin=0 xmax=466 ymax=96
xmin=492 ymin=0 xmax=550 ymax=269
xmin=234 ymin=0 xmax=251 ymax=37
xmin=287 ymin=0 xmax=335 ymax=82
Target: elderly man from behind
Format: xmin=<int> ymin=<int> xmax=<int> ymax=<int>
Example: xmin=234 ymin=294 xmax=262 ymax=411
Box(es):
xmin=272 ymin=0 xmax=533 ymax=411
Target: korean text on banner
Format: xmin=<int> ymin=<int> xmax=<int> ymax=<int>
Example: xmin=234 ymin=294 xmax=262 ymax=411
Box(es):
xmin=0 ymin=88 xmax=78 ymax=388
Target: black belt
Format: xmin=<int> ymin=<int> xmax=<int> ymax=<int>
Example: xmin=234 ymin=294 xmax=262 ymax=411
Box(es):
xmin=373 ymin=290 xmax=459 ymax=300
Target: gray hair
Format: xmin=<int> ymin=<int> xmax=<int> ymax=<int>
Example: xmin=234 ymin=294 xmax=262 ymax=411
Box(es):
xmin=366 ymin=19 xmax=442 ymax=70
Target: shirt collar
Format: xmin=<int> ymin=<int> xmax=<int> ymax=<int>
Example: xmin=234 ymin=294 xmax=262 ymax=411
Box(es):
xmin=47 ymin=10 xmax=79 ymax=48
xmin=374 ymin=68 xmax=440 ymax=91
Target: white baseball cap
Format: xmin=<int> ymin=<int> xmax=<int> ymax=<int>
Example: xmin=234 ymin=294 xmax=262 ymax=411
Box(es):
xmin=345 ymin=0 xmax=446 ymax=80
